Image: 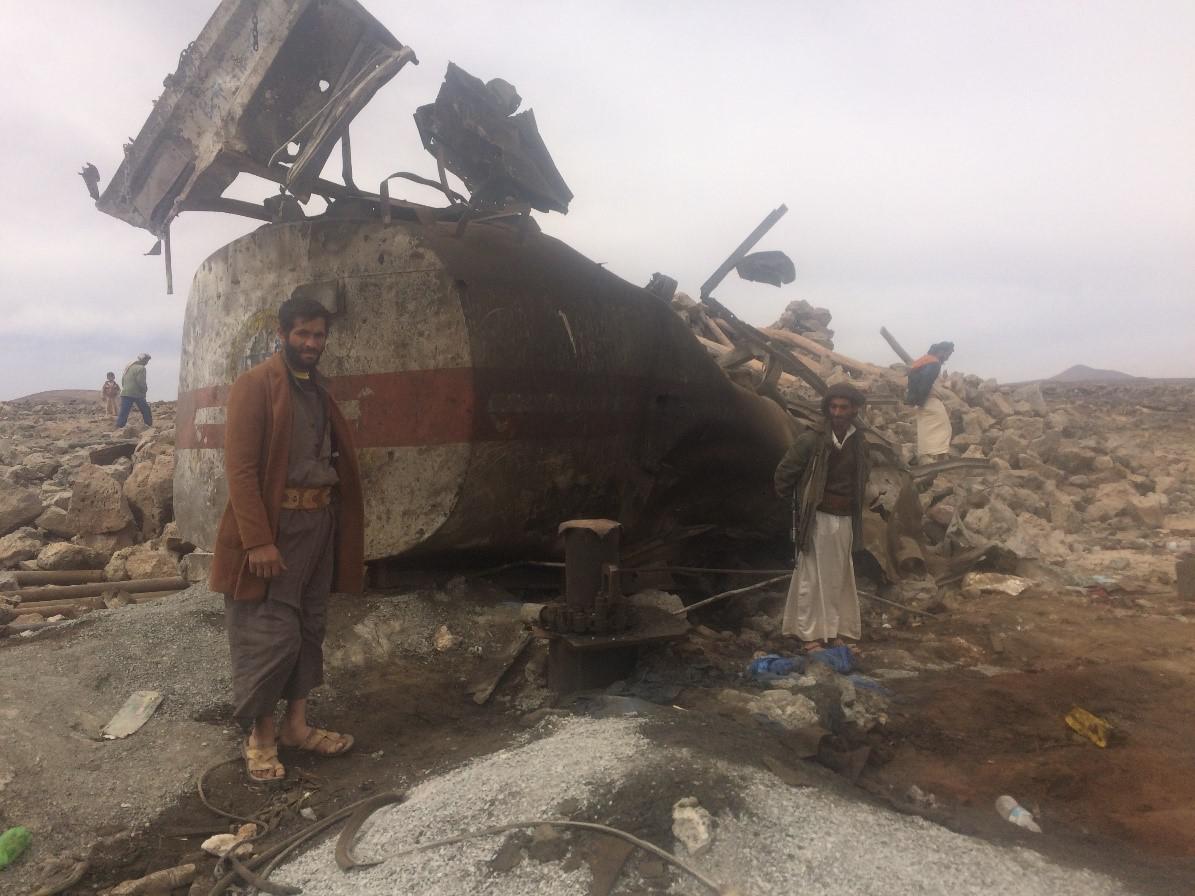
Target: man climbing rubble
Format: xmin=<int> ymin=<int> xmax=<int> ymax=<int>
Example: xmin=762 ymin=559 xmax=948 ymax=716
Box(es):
xmin=906 ymin=341 xmax=955 ymax=462
xmin=209 ymin=297 xmax=365 ymax=784
xmin=774 ymin=383 xmax=870 ymax=652
xmin=115 ymin=353 xmax=153 ymax=428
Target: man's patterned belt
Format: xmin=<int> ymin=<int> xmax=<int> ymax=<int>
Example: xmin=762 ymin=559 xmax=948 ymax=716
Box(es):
xmin=280 ymin=486 xmax=332 ymax=510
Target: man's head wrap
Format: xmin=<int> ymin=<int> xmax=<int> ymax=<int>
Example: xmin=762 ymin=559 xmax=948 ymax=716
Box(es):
xmin=928 ymin=341 xmax=954 ymax=358
xmin=137 ymin=353 xmax=151 ymax=363
xmin=820 ymin=382 xmax=867 ymax=417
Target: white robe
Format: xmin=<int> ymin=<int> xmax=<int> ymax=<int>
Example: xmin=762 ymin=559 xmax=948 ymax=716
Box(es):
xmin=916 ymin=394 xmax=952 ymax=458
xmin=782 ymin=511 xmax=861 ymax=642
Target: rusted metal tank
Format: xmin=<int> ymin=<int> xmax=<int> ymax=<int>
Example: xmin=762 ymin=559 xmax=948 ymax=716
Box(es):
xmin=176 ymin=210 xmax=794 ymax=562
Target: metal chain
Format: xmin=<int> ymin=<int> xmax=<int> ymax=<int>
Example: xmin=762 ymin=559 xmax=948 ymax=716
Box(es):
xmin=251 ymin=12 xmax=259 ymax=52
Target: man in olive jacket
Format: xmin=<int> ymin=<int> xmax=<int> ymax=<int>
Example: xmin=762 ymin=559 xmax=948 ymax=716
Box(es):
xmin=774 ymin=383 xmax=869 ymax=651
xmin=210 ymin=297 xmax=365 ymax=784
xmin=115 ymin=353 xmax=153 ymax=428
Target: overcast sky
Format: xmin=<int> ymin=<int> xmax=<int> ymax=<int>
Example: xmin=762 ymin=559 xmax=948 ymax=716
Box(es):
xmin=1 ymin=0 xmax=1192 ymax=401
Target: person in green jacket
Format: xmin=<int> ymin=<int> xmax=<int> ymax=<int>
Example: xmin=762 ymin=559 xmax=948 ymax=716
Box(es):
xmin=115 ymin=353 xmax=153 ymax=428
xmin=774 ymin=383 xmax=870 ymax=652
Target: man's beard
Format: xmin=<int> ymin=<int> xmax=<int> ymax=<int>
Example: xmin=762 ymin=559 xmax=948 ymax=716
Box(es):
xmin=284 ymin=341 xmax=321 ymax=372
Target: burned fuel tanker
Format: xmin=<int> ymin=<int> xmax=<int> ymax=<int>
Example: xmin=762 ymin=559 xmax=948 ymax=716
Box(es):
xmin=89 ymin=0 xmax=797 ymax=567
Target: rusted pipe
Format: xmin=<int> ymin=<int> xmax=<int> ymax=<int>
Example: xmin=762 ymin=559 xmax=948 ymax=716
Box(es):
xmin=13 ymin=570 xmax=106 ymax=586
xmin=15 ymin=577 xmax=187 ymax=604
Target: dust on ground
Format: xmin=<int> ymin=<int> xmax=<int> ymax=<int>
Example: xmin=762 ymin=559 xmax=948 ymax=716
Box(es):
xmin=1 ymin=382 xmax=1194 ymax=895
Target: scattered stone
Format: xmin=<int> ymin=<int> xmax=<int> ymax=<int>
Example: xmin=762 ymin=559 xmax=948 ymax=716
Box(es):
xmin=36 ymin=542 xmax=106 ymax=571
xmin=749 ymin=689 xmax=821 ymax=731
xmin=433 ymin=624 xmax=459 ymax=652
xmin=124 ymin=453 xmax=176 ymax=539
xmin=0 ymin=487 xmax=44 ymax=535
xmin=0 ymin=528 xmax=44 ymax=568
xmin=65 ymin=464 xmax=135 ymax=535
xmin=88 ymin=442 xmax=138 ymax=465
xmin=180 ymin=552 xmax=213 ymax=583
xmin=671 ymin=797 xmax=715 ymax=856
xmin=962 ymin=572 xmax=1033 ymax=598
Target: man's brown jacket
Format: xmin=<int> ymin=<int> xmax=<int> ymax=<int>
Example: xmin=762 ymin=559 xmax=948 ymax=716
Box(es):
xmin=209 ymin=352 xmax=365 ymax=600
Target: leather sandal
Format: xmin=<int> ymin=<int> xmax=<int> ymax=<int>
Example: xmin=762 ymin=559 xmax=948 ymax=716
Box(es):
xmin=242 ymin=740 xmax=286 ymax=784
xmin=279 ymin=727 xmax=354 ymax=757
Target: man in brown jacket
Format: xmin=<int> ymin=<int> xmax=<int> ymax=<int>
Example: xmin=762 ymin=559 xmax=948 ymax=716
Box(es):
xmin=209 ymin=297 xmax=365 ymax=783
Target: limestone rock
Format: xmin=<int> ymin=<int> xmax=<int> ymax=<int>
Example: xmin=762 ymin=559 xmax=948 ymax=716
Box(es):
xmin=0 ymin=528 xmax=44 ymax=568
xmin=1011 ymin=383 xmax=1048 ymax=416
xmin=36 ymin=506 xmax=76 ymax=538
xmin=982 ymin=392 xmax=1015 ymax=420
xmin=73 ymin=527 xmax=138 ymax=559
xmin=10 ymin=453 xmax=60 ymax=485
xmin=36 ymin=541 xmax=106 ymax=571
xmin=124 ymin=452 xmax=175 ymax=539
xmin=180 ymin=551 xmax=214 ymax=583
xmin=1054 ymin=446 xmax=1098 ymax=476
xmin=961 ymin=499 xmax=1019 ymax=542
xmin=66 ymin=464 xmax=134 ymax=535
xmin=125 ymin=544 xmax=180 ymax=580
xmin=749 ymin=689 xmax=821 ymax=730
xmin=1129 ymin=493 xmax=1168 ymax=528
xmin=0 ymin=487 xmax=45 ymax=535
xmin=88 ymin=442 xmax=138 ymax=465
xmin=672 ymin=797 xmax=715 ymax=856
xmin=132 ymin=426 xmax=176 ymax=465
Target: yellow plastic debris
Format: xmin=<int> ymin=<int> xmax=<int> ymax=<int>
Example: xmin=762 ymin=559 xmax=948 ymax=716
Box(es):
xmin=1065 ymin=706 xmax=1111 ymax=748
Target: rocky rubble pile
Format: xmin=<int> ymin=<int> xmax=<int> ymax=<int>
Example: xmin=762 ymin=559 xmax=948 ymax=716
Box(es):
xmin=674 ymin=292 xmax=1192 ymax=596
xmin=771 ymin=299 xmax=835 ymax=349
xmin=0 ymin=399 xmax=193 ymax=582
xmin=864 ymin=377 xmax=1191 ymax=573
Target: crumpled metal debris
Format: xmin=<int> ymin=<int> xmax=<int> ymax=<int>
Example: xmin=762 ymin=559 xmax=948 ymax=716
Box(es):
xmin=415 ymin=63 xmax=573 ymax=214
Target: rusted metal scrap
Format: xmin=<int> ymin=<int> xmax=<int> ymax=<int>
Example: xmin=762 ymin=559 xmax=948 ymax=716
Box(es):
xmin=94 ymin=0 xmax=417 ymax=238
xmin=415 ymin=63 xmax=574 ymax=214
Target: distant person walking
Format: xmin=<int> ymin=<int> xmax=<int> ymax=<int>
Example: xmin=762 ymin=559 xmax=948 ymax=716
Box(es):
xmin=101 ymin=372 xmax=120 ymax=416
xmin=115 ymin=353 xmax=153 ymax=428
xmin=906 ymin=341 xmax=954 ymax=462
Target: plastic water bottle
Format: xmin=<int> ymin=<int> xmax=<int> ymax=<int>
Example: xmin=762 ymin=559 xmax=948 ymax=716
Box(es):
xmin=995 ymin=796 xmax=1042 ymax=833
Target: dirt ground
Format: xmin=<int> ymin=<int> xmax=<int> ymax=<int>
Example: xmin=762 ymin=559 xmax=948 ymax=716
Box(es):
xmin=2 ymin=384 xmax=1194 ymax=895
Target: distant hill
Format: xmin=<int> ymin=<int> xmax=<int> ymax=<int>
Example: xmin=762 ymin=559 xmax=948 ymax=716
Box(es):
xmin=8 ymin=389 xmax=102 ymax=404
xmin=1048 ymin=365 xmax=1138 ymax=383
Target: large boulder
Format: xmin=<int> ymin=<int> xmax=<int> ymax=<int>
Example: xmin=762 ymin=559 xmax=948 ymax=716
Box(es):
xmin=982 ymin=392 xmax=1015 ymax=420
xmin=180 ymin=551 xmax=214 ymax=583
xmin=65 ymin=464 xmax=134 ymax=535
xmin=1053 ymin=446 xmax=1098 ymax=476
xmin=1011 ymin=384 xmax=1048 ymax=416
xmin=35 ymin=506 xmax=76 ymax=538
xmin=0 ymin=487 xmax=44 ymax=535
xmin=0 ymin=528 xmax=44 ymax=568
xmin=88 ymin=442 xmax=138 ymax=465
xmin=36 ymin=541 xmax=106 ymax=571
xmin=132 ymin=426 xmax=176 ymax=465
xmin=73 ymin=527 xmax=138 ymax=560
xmin=961 ymin=498 xmax=1020 ymax=543
xmin=1128 ymin=494 xmax=1168 ymax=528
xmin=106 ymin=543 xmax=180 ymax=581
xmin=124 ymin=452 xmax=175 ymax=539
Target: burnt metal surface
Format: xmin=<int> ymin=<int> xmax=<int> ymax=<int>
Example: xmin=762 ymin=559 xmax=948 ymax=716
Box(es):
xmin=174 ymin=216 xmax=795 ymax=561
xmin=540 ymin=520 xmax=629 ymax=636
xmin=414 ymin=63 xmax=573 ymax=214
xmin=95 ymin=0 xmax=414 ymax=237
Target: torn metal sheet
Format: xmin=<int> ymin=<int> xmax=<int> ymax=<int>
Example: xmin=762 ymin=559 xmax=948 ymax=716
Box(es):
xmin=414 ymin=63 xmax=573 ymax=214
xmin=101 ymin=690 xmax=163 ymax=739
xmin=95 ymin=0 xmax=415 ymax=237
